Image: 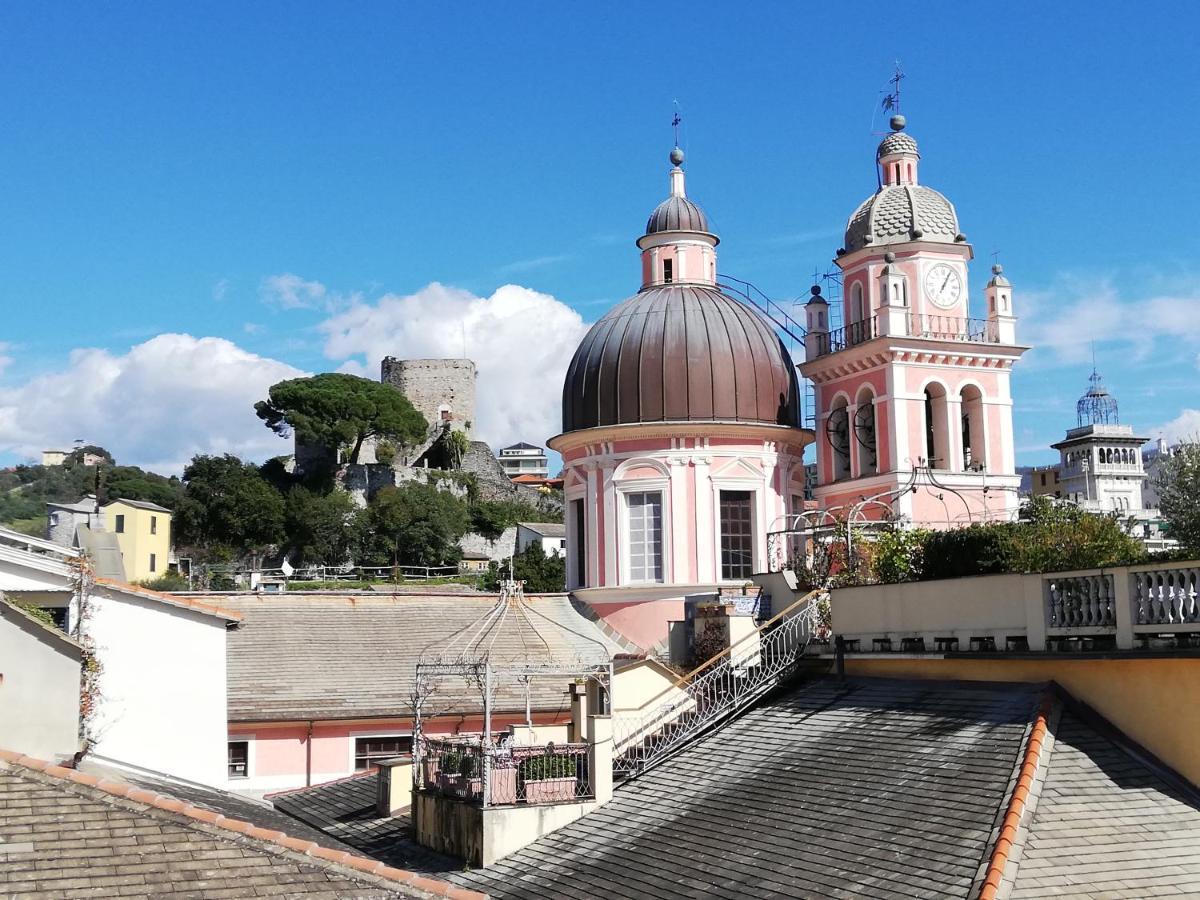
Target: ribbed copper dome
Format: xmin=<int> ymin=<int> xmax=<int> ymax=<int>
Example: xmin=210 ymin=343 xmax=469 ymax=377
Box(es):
xmin=562 ymin=284 xmax=802 ymax=432
xmin=645 ymin=195 xmax=710 ymax=235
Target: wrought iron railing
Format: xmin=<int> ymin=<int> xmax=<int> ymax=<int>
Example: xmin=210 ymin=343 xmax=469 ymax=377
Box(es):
xmin=611 ymin=591 xmax=822 ymax=779
xmin=907 ymin=314 xmax=998 ymax=343
xmin=814 ymin=317 xmax=878 ymax=355
xmin=416 ymin=737 xmax=593 ymax=807
xmin=1045 ymin=573 xmax=1116 ymax=629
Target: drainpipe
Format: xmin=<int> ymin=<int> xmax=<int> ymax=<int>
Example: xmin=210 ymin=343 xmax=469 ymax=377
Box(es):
xmin=305 ymin=721 xmax=313 ymax=787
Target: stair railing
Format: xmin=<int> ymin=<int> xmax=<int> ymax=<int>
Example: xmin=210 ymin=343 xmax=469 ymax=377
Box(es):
xmin=612 ymin=589 xmax=823 ymax=776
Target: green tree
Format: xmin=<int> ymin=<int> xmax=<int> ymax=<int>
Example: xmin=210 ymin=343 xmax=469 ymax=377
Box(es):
xmin=363 ymin=482 xmax=470 ymax=567
xmin=175 ymin=455 xmax=286 ymax=554
xmin=283 ymin=486 xmax=357 ymax=566
xmin=255 ymin=373 xmax=429 ymax=466
xmin=470 ymin=498 xmax=560 ymax=540
xmin=484 ymin=543 xmax=566 ymax=593
xmin=1155 ymin=443 xmax=1200 ymax=552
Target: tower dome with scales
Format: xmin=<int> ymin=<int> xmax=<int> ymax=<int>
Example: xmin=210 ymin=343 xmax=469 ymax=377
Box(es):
xmin=800 ymin=109 xmax=1029 ymax=527
xmin=550 ymin=142 xmax=814 ymax=654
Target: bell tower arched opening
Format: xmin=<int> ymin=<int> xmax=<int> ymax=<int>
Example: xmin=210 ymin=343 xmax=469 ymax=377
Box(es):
xmin=923 ymin=383 xmax=950 ymax=469
xmin=960 ymin=384 xmax=986 ymax=471
xmin=854 ymin=387 xmax=878 ymax=476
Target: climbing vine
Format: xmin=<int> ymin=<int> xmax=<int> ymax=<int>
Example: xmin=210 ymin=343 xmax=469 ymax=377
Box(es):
xmin=69 ymin=551 xmax=103 ymax=751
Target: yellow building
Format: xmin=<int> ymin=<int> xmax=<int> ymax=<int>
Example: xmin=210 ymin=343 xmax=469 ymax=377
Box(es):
xmin=1030 ymin=464 xmax=1061 ymax=498
xmin=103 ymin=498 xmax=172 ymax=583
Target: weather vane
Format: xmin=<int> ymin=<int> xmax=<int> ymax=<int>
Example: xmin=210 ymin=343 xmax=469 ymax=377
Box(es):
xmin=671 ymin=100 xmax=682 ymax=146
xmin=881 ymin=62 xmax=904 ymax=113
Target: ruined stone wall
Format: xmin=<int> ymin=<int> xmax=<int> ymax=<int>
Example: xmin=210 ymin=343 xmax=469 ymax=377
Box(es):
xmin=459 ymin=526 xmax=519 ymax=563
xmin=380 ymin=358 xmax=476 ymax=434
xmin=461 ymin=441 xmax=518 ymax=502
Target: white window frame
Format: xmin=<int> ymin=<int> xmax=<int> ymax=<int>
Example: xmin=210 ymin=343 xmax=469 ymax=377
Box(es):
xmin=348 ymin=730 xmax=413 ymax=774
xmin=709 ymin=478 xmax=761 ymax=583
xmin=227 ymin=734 xmax=254 ymax=780
xmin=617 ymin=481 xmax=669 ymax=585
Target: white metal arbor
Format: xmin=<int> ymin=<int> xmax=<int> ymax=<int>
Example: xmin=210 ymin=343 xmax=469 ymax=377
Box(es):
xmin=410 ymin=576 xmax=613 ymax=806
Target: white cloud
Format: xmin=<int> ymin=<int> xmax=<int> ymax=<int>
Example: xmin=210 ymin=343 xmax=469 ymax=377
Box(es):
xmin=212 ymin=278 xmax=230 ymax=302
xmin=320 ymin=282 xmax=590 ymax=449
xmin=0 ymin=334 xmax=305 ymax=473
xmin=1150 ymin=409 xmax=1200 ymax=445
xmin=259 ymin=273 xmax=327 ymax=310
xmin=496 ymin=254 xmax=573 ymax=274
xmin=0 ymin=343 xmax=12 ymax=376
xmin=1019 ymin=276 xmax=1200 ymax=366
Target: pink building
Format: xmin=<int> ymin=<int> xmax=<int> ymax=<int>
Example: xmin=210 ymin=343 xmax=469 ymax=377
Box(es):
xmin=800 ymin=114 xmax=1028 ymax=525
xmin=549 ymin=146 xmax=814 ymax=654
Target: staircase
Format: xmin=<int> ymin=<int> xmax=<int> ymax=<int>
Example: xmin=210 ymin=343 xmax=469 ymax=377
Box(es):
xmin=611 ymin=590 xmax=825 ymax=780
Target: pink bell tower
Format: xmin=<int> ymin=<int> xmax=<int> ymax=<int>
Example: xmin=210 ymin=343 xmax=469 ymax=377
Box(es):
xmin=799 ymin=114 xmax=1028 ymax=526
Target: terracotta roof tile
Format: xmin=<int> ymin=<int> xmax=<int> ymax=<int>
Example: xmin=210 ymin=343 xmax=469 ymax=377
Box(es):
xmin=94 ymin=577 xmax=243 ymax=622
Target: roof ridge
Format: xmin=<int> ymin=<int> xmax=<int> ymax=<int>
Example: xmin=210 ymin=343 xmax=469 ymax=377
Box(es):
xmin=0 ymin=749 xmax=481 ymax=900
xmin=94 ymin=577 xmax=243 ymax=621
xmin=978 ymin=690 xmax=1054 ymax=900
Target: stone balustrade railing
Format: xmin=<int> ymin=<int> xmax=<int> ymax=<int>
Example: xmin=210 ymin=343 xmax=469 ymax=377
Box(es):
xmin=831 ymin=560 xmax=1200 ymax=653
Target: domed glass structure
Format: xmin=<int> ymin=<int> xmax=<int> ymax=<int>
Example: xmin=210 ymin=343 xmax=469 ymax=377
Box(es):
xmin=1077 ymin=369 xmax=1119 ymax=427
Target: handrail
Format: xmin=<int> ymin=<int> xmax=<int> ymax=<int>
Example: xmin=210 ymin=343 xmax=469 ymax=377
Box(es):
xmin=672 ymin=588 xmax=821 ymax=689
xmin=613 ymin=588 xmax=821 ymax=743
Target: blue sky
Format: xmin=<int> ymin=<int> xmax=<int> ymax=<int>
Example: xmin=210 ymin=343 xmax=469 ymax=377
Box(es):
xmin=1 ymin=3 xmax=1198 ymax=472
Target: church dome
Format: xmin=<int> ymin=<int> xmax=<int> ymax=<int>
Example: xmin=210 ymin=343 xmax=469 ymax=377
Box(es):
xmin=645 ymin=195 xmax=710 ymax=235
xmin=844 ymin=184 xmax=960 ymax=252
xmin=562 ymin=284 xmax=802 ymax=432
xmin=877 ymin=130 xmax=919 ymax=159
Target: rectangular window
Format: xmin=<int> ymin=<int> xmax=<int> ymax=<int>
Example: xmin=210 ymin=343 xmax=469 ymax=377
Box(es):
xmin=662 ymin=258 xmax=673 ymax=283
xmin=114 ymin=514 xmax=125 ymax=534
xmin=149 ymin=553 xmax=156 ymax=573
xmin=228 ymin=741 xmax=249 ymax=778
xmin=719 ymin=490 xmax=754 ymax=581
xmin=627 ymin=491 xmax=664 ymax=583
xmin=150 ymin=516 xmax=157 ymax=535
xmin=354 ymin=735 xmax=413 ymax=771
xmin=571 ymin=499 xmax=587 ymax=588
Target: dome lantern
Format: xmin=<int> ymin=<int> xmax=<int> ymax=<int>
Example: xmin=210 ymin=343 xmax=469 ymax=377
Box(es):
xmin=637 ymin=143 xmax=720 ymax=289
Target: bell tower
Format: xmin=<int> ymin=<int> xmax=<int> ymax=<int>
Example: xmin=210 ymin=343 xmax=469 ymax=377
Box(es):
xmin=799 ymin=114 xmax=1029 ymax=526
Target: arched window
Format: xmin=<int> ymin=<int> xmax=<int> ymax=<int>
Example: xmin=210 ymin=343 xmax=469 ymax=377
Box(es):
xmin=827 ymin=399 xmax=851 ymax=481
xmin=923 ymin=383 xmax=950 ymax=468
xmin=854 ymin=388 xmax=878 ymax=476
xmin=960 ymin=385 xmax=986 ymax=471
xmin=851 ymin=282 xmax=864 ymax=324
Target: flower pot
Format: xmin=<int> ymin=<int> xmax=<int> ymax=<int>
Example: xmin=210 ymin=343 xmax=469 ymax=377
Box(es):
xmin=523 ymin=776 xmax=576 ymax=804
xmin=488 ymin=767 xmax=518 ymax=805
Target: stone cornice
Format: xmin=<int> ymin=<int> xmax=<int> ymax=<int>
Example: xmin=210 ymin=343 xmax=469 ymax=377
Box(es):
xmin=549 ymin=420 xmax=813 ymax=454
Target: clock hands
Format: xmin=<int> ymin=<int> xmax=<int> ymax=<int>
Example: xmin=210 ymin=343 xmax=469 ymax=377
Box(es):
xmin=940 ymin=270 xmax=953 ymax=294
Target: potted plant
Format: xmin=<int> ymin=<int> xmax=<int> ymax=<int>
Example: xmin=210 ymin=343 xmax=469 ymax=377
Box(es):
xmin=438 ymin=750 xmax=462 ymax=794
xmin=519 ymin=752 xmax=578 ymax=804
xmin=456 ymin=753 xmax=482 ymax=799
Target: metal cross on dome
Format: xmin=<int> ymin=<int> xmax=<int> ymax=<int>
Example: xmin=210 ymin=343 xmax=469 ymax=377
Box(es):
xmin=882 ymin=63 xmax=905 ymax=112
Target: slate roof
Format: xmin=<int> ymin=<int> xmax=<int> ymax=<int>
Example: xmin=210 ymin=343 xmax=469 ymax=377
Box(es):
xmin=0 ymin=749 xmax=481 ymax=899
xmin=1007 ymin=708 xmax=1200 ymax=897
xmin=106 ymin=497 xmax=174 ymax=513
xmin=452 ymin=677 xmax=1043 ymax=899
xmin=223 ymin=593 xmax=620 ymax=722
xmin=518 ymin=521 xmax=566 ymax=538
xmin=271 ymin=772 xmax=458 ymax=875
xmin=844 ymin=183 xmax=961 ymax=252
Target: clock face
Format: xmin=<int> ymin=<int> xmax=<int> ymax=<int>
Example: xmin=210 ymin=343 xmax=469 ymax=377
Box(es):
xmin=923 ymin=263 xmax=963 ymax=309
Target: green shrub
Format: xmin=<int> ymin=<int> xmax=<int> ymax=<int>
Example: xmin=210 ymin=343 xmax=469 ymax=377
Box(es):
xmin=138 ymin=571 xmax=190 ymax=591
xmin=519 ymin=753 xmax=577 ymax=781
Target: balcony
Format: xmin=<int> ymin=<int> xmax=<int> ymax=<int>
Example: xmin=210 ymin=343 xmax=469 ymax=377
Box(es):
xmin=809 ymin=313 xmax=1000 ymax=358
xmin=416 ymin=737 xmax=594 ymax=807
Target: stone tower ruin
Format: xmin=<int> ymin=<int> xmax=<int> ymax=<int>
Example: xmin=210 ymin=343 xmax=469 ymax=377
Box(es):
xmin=381 ymin=358 xmax=476 ymax=434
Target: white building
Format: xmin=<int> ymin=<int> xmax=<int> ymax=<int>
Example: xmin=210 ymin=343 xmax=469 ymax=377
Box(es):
xmin=0 ymin=529 xmax=235 ymax=786
xmin=498 ymin=442 xmax=549 ymax=479
xmin=0 ymin=594 xmax=82 ymax=761
xmin=517 ymin=522 xmax=567 ymax=558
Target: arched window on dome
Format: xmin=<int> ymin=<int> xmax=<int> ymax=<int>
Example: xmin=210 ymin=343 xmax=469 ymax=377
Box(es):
xmin=923 ymin=383 xmax=951 ymax=469
xmin=960 ymin=385 xmax=986 ymax=471
xmin=827 ymin=399 xmax=851 ymax=481
xmin=854 ymin=387 xmax=877 ymax=476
